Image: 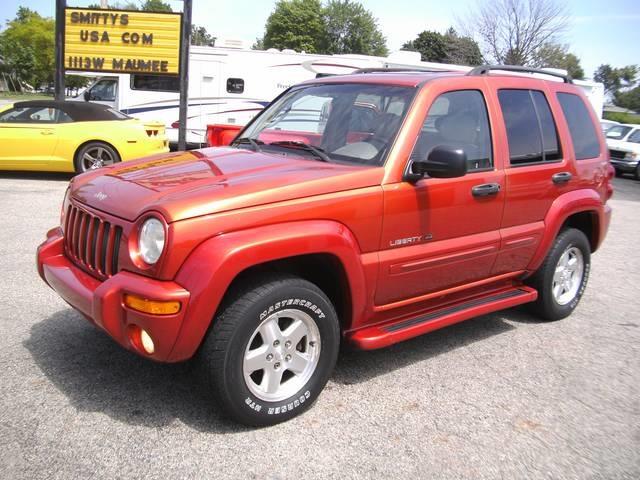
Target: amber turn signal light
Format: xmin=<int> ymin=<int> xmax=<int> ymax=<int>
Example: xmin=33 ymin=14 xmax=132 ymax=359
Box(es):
xmin=124 ymin=294 xmax=181 ymax=315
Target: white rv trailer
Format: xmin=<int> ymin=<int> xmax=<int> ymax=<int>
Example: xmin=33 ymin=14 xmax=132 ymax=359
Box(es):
xmin=72 ymin=44 xmax=604 ymax=147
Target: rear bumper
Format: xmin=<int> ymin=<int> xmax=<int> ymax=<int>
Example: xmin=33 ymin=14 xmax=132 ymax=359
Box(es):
xmin=37 ymin=228 xmax=190 ymax=362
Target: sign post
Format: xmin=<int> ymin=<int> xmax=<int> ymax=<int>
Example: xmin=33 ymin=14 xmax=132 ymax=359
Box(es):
xmin=178 ymin=0 xmax=192 ymax=151
xmin=54 ymin=0 xmax=66 ymax=100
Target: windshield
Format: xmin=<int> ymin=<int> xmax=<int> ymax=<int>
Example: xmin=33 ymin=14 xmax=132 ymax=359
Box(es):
xmin=606 ymin=125 xmax=633 ymax=139
xmin=236 ymin=83 xmax=416 ymax=165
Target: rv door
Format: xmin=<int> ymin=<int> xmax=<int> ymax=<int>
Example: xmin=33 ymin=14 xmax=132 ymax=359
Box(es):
xmin=83 ymin=78 xmax=118 ymax=109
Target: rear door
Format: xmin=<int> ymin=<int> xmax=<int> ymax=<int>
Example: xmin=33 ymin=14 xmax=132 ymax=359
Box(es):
xmin=0 ymin=106 xmax=63 ymax=169
xmin=376 ymin=82 xmax=506 ymax=306
xmin=487 ymin=80 xmax=573 ymax=274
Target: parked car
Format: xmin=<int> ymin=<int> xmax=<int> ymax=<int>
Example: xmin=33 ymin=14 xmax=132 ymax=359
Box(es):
xmin=0 ymin=100 xmax=168 ymax=174
xmin=600 ymin=119 xmax=620 ymax=132
xmin=606 ymin=123 xmax=640 ymax=179
xmin=37 ymin=66 xmax=613 ymax=426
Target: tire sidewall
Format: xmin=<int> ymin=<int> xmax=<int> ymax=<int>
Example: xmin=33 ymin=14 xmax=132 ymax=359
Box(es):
xmin=74 ymin=142 xmax=119 ymax=174
xmin=541 ymin=229 xmax=591 ymax=319
xmin=221 ymin=284 xmax=340 ymax=425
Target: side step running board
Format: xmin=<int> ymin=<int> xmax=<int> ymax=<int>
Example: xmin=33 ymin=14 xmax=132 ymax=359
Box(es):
xmin=348 ymin=287 xmax=537 ymax=350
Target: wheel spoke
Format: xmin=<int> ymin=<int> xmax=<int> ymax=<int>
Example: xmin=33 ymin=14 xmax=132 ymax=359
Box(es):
xmin=244 ymin=345 xmax=269 ymax=374
xmin=287 ymin=351 xmax=310 ymax=374
xmin=259 ymin=318 xmax=282 ymax=346
xmin=97 ymin=147 xmax=104 ymax=159
xmin=261 ymin=367 xmax=284 ymax=394
xmin=282 ymin=318 xmax=307 ymax=347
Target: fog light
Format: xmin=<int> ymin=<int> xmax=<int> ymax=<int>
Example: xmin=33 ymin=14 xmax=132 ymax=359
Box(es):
xmin=140 ymin=329 xmax=155 ymax=355
xmin=124 ymin=294 xmax=180 ymax=315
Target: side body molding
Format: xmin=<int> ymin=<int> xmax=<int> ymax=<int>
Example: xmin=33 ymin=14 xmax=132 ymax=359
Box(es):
xmin=168 ymin=220 xmax=370 ymax=361
xmin=527 ymin=189 xmax=610 ymax=273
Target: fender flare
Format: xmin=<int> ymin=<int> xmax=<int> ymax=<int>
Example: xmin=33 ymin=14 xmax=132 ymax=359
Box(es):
xmin=527 ymin=189 xmax=605 ymax=272
xmin=168 ymin=220 xmax=368 ymax=361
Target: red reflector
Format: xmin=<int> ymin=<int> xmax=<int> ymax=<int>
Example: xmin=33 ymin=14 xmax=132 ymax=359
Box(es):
xmin=171 ymin=121 xmax=179 ymax=128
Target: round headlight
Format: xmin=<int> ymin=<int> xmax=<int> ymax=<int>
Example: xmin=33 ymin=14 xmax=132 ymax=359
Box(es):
xmin=138 ymin=217 xmax=165 ymax=265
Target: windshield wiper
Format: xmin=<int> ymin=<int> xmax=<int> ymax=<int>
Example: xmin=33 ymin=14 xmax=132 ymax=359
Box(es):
xmin=232 ymin=137 xmax=264 ymax=152
xmin=269 ymin=141 xmax=330 ymax=162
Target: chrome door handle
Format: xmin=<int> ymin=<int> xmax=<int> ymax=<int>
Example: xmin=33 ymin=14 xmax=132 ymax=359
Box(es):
xmin=471 ymin=183 xmax=501 ymax=197
xmin=552 ymin=172 xmax=572 ymax=184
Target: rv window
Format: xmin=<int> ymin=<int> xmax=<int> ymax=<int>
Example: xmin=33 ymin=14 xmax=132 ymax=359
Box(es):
xmin=131 ymin=75 xmax=180 ymax=92
xmin=227 ymin=78 xmax=244 ymax=94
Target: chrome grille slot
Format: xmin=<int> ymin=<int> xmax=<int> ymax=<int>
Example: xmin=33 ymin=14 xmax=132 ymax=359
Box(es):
xmin=64 ymin=204 xmax=123 ymax=279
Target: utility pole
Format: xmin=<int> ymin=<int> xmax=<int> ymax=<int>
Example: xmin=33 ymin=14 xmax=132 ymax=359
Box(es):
xmin=54 ymin=0 xmax=65 ymax=100
xmin=178 ymin=0 xmax=192 ymax=151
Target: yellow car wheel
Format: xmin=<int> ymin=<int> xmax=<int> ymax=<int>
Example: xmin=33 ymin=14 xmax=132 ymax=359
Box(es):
xmin=74 ymin=141 xmax=121 ymax=174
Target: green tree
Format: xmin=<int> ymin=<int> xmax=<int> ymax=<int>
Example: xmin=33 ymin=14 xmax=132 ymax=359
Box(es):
xmin=141 ymin=0 xmax=172 ymax=11
xmin=442 ymin=28 xmax=482 ymax=66
xmin=191 ymin=26 xmax=216 ymax=47
xmin=263 ymin=0 xmax=324 ymax=53
xmin=320 ymin=0 xmax=387 ymax=56
xmin=0 ymin=8 xmax=55 ymax=88
xmin=402 ymin=28 xmax=481 ymax=65
xmin=402 ymin=31 xmax=447 ymax=62
xmin=533 ymin=43 xmax=585 ymax=80
xmin=614 ymin=87 xmax=640 ymax=112
xmin=594 ymin=64 xmax=638 ymax=95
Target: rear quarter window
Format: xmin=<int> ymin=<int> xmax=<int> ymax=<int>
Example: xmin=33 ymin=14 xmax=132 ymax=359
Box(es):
xmin=556 ymin=92 xmax=600 ymax=160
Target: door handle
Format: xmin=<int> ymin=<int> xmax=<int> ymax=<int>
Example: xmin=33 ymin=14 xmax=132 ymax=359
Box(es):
xmin=552 ymin=172 xmax=572 ymax=184
xmin=40 ymin=130 xmax=54 ymax=135
xmin=471 ymin=183 xmax=501 ymax=197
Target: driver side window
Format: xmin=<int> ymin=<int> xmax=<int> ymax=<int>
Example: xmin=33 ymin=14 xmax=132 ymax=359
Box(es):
xmin=411 ymin=90 xmax=493 ymax=172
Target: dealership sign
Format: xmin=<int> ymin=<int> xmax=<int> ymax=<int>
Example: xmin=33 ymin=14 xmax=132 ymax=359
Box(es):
xmin=64 ymin=8 xmax=182 ymax=75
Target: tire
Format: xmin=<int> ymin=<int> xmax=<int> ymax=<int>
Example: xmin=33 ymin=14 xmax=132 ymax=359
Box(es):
xmin=198 ymin=274 xmax=340 ymax=426
xmin=635 ymin=164 xmax=640 ymax=181
xmin=614 ymin=168 xmax=623 ymax=178
xmin=74 ymin=141 xmax=120 ymax=174
xmin=527 ymin=228 xmax=591 ymax=321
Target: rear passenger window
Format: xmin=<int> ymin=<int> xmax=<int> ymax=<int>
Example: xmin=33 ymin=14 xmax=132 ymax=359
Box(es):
xmin=411 ymin=90 xmax=492 ymax=172
xmin=498 ymin=89 xmax=561 ymax=165
xmin=557 ymin=93 xmax=600 ymax=159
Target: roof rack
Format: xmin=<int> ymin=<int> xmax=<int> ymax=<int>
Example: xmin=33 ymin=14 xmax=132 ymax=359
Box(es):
xmin=467 ymin=65 xmax=573 ymax=84
xmin=353 ymin=67 xmax=449 ymax=74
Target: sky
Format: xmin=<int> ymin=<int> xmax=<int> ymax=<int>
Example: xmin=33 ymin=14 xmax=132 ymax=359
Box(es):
xmin=1 ymin=0 xmax=638 ymax=80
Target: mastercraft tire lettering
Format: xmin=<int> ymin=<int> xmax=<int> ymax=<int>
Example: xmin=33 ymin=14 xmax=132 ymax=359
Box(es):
xmin=198 ymin=274 xmax=340 ymax=426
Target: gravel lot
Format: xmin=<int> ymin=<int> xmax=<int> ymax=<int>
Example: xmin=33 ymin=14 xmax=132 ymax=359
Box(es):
xmin=0 ymin=172 xmax=638 ymax=479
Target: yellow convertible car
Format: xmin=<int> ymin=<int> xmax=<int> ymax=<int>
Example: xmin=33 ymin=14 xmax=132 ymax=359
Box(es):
xmin=0 ymin=100 xmax=168 ymax=173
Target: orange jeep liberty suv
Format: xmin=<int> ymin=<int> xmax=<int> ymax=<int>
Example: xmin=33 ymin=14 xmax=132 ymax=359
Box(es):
xmin=38 ymin=66 xmax=613 ymax=426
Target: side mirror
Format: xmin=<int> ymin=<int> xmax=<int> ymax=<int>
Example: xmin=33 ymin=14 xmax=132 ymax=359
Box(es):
xmin=83 ymin=90 xmax=91 ymax=101
xmin=411 ymin=145 xmax=467 ymax=179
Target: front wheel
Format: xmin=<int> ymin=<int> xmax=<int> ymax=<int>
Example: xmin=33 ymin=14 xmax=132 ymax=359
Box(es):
xmin=527 ymin=228 xmax=591 ymax=321
xmin=198 ymin=275 xmax=340 ymax=426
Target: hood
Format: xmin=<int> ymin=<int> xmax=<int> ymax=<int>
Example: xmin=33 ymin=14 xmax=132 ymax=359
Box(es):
xmin=607 ymin=138 xmax=640 ymax=152
xmin=72 ymin=147 xmax=383 ymax=222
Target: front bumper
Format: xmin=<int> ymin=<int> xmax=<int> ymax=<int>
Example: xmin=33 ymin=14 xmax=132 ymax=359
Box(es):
xmin=37 ymin=227 xmax=190 ymax=362
xmin=610 ymin=158 xmax=639 ymax=173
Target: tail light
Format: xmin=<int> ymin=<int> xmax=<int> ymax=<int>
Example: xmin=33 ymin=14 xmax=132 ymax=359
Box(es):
xmin=206 ymin=124 xmax=243 ymax=147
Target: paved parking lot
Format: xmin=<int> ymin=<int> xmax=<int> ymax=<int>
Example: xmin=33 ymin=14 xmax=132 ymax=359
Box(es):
xmin=0 ymin=172 xmax=638 ymax=479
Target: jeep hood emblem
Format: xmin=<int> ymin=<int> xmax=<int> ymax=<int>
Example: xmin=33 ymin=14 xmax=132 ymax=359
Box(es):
xmin=94 ymin=192 xmax=108 ymax=201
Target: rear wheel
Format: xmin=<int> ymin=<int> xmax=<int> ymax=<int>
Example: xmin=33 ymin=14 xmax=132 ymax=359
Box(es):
xmin=198 ymin=274 xmax=340 ymax=426
xmin=614 ymin=168 xmax=623 ymax=178
xmin=635 ymin=164 xmax=640 ymax=181
xmin=527 ymin=228 xmax=591 ymax=321
xmin=74 ymin=141 xmax=120 ymax=174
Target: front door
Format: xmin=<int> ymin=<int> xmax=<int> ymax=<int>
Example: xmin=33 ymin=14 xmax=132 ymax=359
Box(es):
xmin=0 ymin=105 xmax=62 ymax=168
xmin=376 ymin=87 xmax=505 ymax=306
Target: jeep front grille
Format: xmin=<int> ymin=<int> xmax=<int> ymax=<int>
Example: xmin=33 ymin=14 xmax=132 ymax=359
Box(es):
xmin=64 ymin=205 xmax=123 ymax=278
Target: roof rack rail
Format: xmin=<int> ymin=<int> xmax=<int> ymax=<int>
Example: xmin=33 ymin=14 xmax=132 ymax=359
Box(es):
xmin=353 ymin=67 xmax=448 ymax=74
xmin=467 ymin=65 xmax=573 ymax=84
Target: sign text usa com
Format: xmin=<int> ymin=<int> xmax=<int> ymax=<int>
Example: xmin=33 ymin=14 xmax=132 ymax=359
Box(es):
xmin=64 ymin=8 xmax=181 ymax=75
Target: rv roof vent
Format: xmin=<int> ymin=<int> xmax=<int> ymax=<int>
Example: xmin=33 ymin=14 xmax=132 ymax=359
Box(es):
xmin=216 ymin=38 xmax=247 ymax=49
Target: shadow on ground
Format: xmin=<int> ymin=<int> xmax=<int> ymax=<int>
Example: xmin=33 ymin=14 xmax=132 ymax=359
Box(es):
xmin=0 ymin=171 xmax=74 ymax=182
xmin=25 ymin=306 xmax=536 ymax=431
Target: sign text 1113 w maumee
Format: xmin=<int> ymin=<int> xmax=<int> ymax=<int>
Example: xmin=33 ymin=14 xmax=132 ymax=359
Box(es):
xmin=64 ymin=8 xmax=182 ymax=75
